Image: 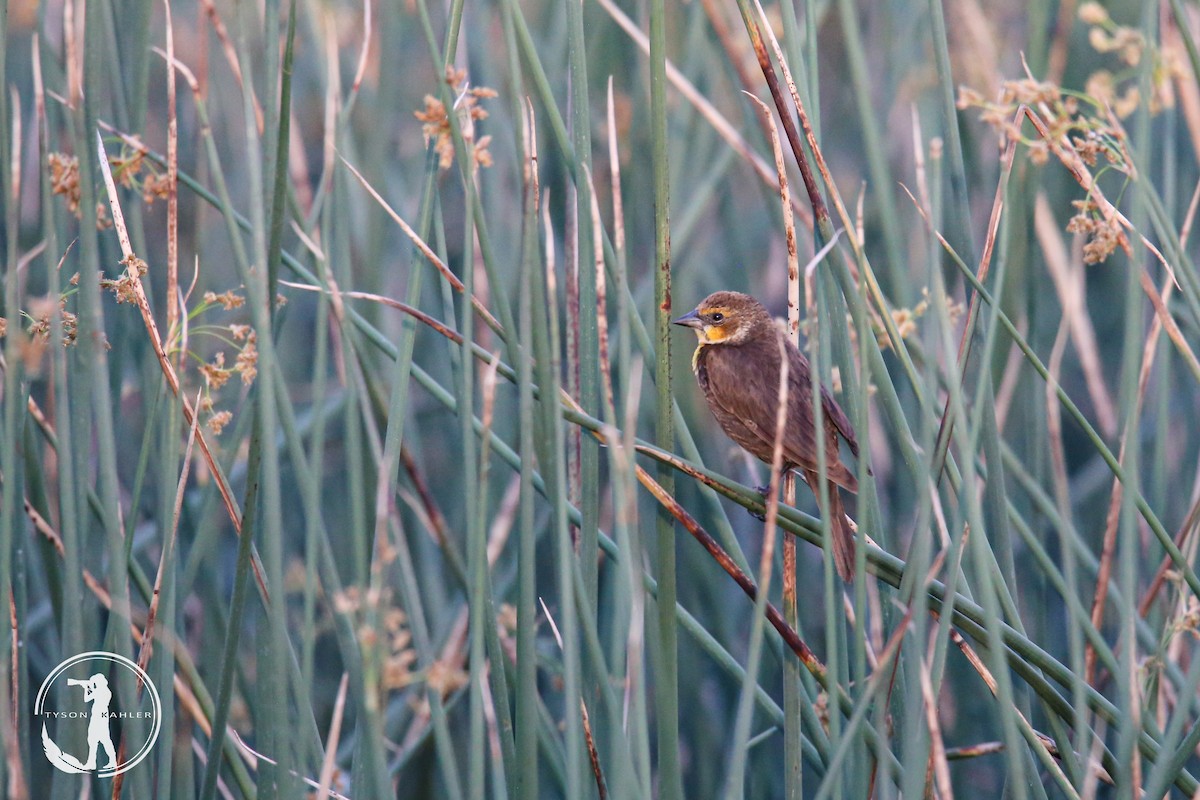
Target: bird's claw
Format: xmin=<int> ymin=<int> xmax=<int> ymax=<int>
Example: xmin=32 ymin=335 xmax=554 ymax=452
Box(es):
xmin=749 ymin=484 xmax=770 ymax=520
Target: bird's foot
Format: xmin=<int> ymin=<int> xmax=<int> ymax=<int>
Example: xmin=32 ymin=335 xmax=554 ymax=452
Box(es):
xmin=748 ymin=484 xmax=770 ymax=521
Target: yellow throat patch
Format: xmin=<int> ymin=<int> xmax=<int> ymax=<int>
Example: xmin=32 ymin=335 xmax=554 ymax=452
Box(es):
xmin=690 ymin=326 xmax=726 ymax=372
xmin=687 ymin=307 xmax=733 ymax=372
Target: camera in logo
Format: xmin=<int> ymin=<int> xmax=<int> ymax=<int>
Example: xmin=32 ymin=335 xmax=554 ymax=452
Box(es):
xmin=35 ymin=651 xmax=162 ymax=777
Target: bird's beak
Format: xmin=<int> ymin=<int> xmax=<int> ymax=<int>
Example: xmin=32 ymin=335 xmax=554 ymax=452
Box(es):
xmin=672 ymin=308 xmax=703 ymax=329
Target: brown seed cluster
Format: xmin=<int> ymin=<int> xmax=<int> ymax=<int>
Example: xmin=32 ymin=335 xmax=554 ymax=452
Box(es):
xmin=141 ymin=172 xmax=172 ymax=205
xmin=956 ymin=3 xmax=1180 ymax=266
xmin=203 ymin=289 xmax=246 ymax=310
xmin=13 ymin=296 xmax=78 ymax=347
xmin=100 ymin=253 xmax=149 ymax=304
xmin=369 ymin=603 xmax=419 ymax=691
xmin=185 ymin=291 xmax=258 ymax=434
xmin=199 ymin=351 xmax=232 ymax=391
xmin=196 ymin=320 xmax=258 ymax=431
xmin=414 ymin=67 xmax=497 ymax=171
xmin=331 ymin=586 xmax=423 ymax=692
xmin=0 ymin=295 xmax=80 ymax=375
xmin=1067 ymin=199 xmax=1123 ymax=264
xmin=205 ymin=409 xmax=233 ymax=436
xmin=110 ymin=148 xmax=147 ymax=189
xmin=48 ymin=153 xmax=81 ymax=214
xmin=1082 ymin=2 xmax=1181 ymax=115
xmin=48 ymin=141 xmax=173 ymax=229
xmin=797 ymin=288 xmax=960 ymax=355
xmin=45 ymin=139 xmax=258 ymax=441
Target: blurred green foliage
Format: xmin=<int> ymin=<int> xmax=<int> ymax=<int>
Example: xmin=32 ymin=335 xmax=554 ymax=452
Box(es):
xmin=3 ymin=0 xmax=1200 ymax=797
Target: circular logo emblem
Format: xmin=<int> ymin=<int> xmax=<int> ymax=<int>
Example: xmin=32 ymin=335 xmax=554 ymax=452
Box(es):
xmin=35 ymin=651 xmax=162 ymax=777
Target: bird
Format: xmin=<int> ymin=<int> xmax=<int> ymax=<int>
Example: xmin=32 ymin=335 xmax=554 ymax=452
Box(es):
xmin=673 ymin=290 xmax=864 ymax=581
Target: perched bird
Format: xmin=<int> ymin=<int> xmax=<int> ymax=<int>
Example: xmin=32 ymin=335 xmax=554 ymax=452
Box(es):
xmin=674 ymin=291 xmax=863 ymax=580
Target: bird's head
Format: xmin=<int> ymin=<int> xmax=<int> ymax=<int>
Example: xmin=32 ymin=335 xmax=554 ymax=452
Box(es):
xmin=672 ymin=291 xmax=773 ymax=346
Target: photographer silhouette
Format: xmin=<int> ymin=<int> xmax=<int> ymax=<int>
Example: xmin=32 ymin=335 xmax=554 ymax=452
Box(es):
xmin=67 ymin=674 xmax=117 ymax=770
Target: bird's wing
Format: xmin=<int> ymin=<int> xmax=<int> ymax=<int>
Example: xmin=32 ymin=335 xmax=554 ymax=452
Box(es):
xmin=703 ymin=341 xmax=856 ymax=489
xmin=782 ymin=338 xmax=860 ymax=458
xmin=697 ymin=344 xmax=775 ymax=456
xmin=819 ymin=382 xmax=860 ymax=458
xmin=782 ymin=347 xmax=858 ymax=490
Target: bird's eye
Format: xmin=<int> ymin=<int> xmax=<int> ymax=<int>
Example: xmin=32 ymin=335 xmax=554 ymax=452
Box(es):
xmin=711 ymin=312 xmax=725 ymax=323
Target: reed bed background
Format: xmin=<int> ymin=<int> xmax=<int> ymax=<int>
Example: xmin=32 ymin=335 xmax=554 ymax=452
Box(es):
xmin=2 ymin=0 xmax=1200 ymax=796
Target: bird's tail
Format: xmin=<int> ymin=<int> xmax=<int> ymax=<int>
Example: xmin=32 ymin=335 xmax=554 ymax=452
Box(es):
xmin=805 ymin=472 xmax=855 ymax=581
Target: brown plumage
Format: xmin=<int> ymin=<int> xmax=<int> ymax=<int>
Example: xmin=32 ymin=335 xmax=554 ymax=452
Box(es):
xmin=674 ymin=291 xmax=863 ymax=580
